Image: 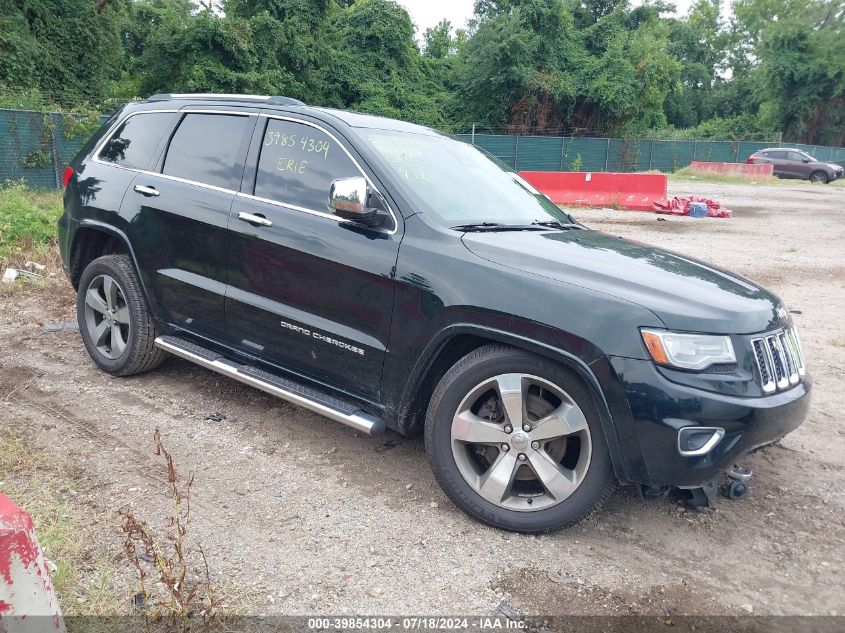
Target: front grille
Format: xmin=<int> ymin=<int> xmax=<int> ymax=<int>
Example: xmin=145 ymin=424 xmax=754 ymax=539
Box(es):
xmin=751 ymin=326 xmax=805 ymax=394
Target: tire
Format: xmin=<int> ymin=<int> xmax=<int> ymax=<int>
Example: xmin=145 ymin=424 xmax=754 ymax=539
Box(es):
xmin=809 ymin=170 xmax=829 ymax=184
xmin=424 ymin=344 xmax=615 ymax=532
xmin=76 ymin=254 xmax=166 ymax=376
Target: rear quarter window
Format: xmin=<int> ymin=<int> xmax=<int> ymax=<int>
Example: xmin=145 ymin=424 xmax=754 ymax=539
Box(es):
xmin=162 ymin=113 xmax=252 ymax=190
xmin=98 ymin=112 xmax=178 ymax=170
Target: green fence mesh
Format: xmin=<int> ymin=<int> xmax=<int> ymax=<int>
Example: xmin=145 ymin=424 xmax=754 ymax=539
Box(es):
xmin=2 ymin=107 xmax=845 ymax=189
xmin=456 ymin=133 xmax=845 ymax=173
xmin=0 ymin=108 xmax=110 ymax=189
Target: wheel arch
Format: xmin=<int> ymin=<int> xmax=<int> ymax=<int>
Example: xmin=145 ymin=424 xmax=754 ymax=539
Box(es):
xmin=69 ymin=221 xmax=157 ymax=320
xmin=394 ymin=323 xmax=629 ymax=483
xmin=70 ymin=221 xmax=134 ymax=284
xmin=809 ymin=169 xmax=829 ymax=183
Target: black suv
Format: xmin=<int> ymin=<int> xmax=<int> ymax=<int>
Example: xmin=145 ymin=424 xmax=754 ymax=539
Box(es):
xmin=59 ymin=94 xmax=810 ymax=532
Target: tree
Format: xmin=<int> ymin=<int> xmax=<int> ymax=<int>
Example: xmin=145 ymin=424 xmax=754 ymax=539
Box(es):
xmin=730 ymin=0 xmax=845 ymax=143
xmin=423 ymin=19 xmax=452 ymax=59
xmin=0 ymin=0 xmax=125 ymax=105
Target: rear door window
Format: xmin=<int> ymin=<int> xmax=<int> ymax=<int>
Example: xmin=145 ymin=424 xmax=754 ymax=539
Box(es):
xmin=768 ymin=151 xmax=787 ymax=159
xmin=162 ymin=114 xmax=252 ymax=190
xmin=253 ymin=118 xmax=360 ymax=212
xmin=98 ymin=112 xmax=177 ymax=170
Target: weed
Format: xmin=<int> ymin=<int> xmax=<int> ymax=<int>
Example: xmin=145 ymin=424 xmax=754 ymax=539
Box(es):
xmin=120 ymin=429 xmax=218 ymax=628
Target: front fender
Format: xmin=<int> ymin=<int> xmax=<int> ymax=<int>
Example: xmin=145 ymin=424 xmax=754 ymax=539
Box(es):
xmin=392 ymin=321 xmax=634 ymax=485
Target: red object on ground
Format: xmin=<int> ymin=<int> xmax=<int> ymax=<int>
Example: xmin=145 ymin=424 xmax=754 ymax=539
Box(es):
xmin=519 ymin=171 xmax=668 ymax=211
xmin=653 ymin=196 xmax=732 ymax=218
xmin=690 ymin=161 xmax=773 ymax=178
xmin=0 ymin=494 xmax=65 ymax=631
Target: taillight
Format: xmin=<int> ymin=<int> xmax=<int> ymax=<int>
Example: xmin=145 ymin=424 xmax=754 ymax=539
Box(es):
xmin=747 ymin=156 xmax=757 ymax=164
xmin=62 ymin=166 xmax=74 ymax=188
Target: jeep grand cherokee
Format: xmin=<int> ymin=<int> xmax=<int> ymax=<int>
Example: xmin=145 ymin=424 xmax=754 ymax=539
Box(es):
xmin=58 ymin=94 xmax=811 ymax=532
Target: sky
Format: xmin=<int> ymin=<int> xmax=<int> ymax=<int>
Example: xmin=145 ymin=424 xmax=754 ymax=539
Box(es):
xmin=395 ymin=0 xmax=699 ymax=36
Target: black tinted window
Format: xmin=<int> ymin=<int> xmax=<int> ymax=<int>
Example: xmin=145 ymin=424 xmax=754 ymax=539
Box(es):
xmin=163 ymin=114 xmax=251 ymax=189
xmin=768 ymin=151 xmax=787 ymax=159
xmin=254 ymin=119 xmax=359 ymax=211
xmin=99 ymin=113 xmax=177 ymax=170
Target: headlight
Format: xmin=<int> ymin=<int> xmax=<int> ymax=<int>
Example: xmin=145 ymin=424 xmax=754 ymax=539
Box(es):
xmin=641 ymin=329 xmax=736 ymax=371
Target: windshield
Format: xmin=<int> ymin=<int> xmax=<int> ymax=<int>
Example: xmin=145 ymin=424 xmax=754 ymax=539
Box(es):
xmin=364 ymin=131 xmax=572 ymax=227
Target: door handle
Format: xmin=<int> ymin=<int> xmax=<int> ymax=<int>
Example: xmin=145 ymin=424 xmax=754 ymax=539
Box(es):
xmin=238 ymin=212 xmax=273 ymax=227
xmin=133 ymin=184 xmax=160 ymax=197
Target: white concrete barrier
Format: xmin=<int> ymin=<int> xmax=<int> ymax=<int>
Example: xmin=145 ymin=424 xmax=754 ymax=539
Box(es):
xmin=0 ymin=493 xmax=65 ymax=633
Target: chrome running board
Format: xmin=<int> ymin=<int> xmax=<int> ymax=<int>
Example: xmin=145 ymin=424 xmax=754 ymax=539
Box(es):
xmin=154 ymin=335 xmax=385 ymax=436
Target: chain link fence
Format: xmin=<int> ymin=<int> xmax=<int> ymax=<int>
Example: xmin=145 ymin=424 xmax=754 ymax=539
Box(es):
xmin=2 ymin=108 xmax=845 ymax=189
xmin=0 ymin=108 xmax=110 ymax=189
xmin=456 ymin=134 xmax=845 ymax=173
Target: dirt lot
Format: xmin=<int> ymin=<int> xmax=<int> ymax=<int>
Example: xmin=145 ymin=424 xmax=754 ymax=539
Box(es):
xmin=1 ymin=180 xmax=844 ymax=618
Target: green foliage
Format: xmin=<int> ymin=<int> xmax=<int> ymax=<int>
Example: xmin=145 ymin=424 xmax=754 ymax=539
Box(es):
xmin=0 ymin=0 xmax=841 ymax=144
xmin=21 ymin=149 xmax=51 ymax=169
xmin=318 ymin=0 xmax=446 ymax=126
xmin=61 ymin=112 xmax=104 ymax=141
xmin=0 ymin=0 xmax=125 ymax=107
xmin=0 ymin=182 xmax=63 ymax=264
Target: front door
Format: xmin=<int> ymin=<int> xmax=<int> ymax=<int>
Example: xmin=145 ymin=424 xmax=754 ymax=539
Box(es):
xmin=121 ymin=110 xmax=256 ymax=342
xmin=786 ymin=151 xmax=812 ymax=179
xmin=225 ymin=115 xmax=400 ymax=401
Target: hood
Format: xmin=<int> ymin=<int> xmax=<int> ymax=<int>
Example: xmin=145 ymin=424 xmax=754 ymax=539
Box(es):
xmin=462 ymin=229 xmax=787 ymax=334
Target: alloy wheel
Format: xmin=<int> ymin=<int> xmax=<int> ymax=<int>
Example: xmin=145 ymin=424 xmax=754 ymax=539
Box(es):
xmin=83 ymin=274 xmax=131 ymax=359
xmin=450 ymin=373 xmax=592 ymax=512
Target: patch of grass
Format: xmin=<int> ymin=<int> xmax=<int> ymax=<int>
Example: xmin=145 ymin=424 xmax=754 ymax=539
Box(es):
xmin=670 ymin=166 xmax=779 ymax=185
xmin=0 ymin=424 xmax=123 ymax=617
xmin=670 ymin=166 xmax=845 ymax=188
xmin=0 ymin=180 xmax=63 ymax=271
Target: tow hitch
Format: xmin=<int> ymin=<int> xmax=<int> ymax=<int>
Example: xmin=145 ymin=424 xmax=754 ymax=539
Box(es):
xmin=723 ymin=464 xmax=752 ymax=500
xmin=679 ymin=463 xmax=753 ymax=509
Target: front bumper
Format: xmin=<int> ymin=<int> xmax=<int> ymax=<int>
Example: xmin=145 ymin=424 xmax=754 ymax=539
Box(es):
xmin=604 ymin=357 xmax=811 ymax=487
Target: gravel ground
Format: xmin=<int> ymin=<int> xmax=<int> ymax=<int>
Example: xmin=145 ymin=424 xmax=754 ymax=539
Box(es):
xmin=1 ymin=180 xmax=843 ymax=617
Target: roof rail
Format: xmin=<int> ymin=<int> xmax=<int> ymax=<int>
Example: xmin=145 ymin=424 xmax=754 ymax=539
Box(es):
xmin=146 ymin=93 xmax=305 ymax=106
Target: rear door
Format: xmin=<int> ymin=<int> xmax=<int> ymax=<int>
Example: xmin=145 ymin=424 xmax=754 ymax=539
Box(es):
xmin=120 ymin=109 xmax=257 ymax=342
xmin=765 ymin=150 xmax=790 ymax=177
xmin=225 ymin=114 xmax=401 ymax=401
xmin=82 ymin=110 xmax=178 ymax=236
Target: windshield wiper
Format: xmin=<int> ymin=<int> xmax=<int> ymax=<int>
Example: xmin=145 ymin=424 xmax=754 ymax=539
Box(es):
xmin=530 ymin=220 xmax=585 ymax=230
xmin=450 ymin=222 xmax=508 ymax=231
xmin=450 ymin=222 xmax=548 ymax=232
xmin=451 ymin=220 xmax=585 ymax=233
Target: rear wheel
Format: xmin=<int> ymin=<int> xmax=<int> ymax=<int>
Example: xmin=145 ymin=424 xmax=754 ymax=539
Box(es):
xmin=809 ymin=170 xmax=829 ymax=184
xmin=77 ymin=255 xmax=166 ymax=376
xmin=424 ymin=344 xmax=614 ymax=532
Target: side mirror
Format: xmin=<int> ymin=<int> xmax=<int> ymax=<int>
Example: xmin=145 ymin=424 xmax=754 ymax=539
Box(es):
xmin=802 ymin=158 xmax=811 ymax=163
xmin=329 ymin=177 xmax=386 ymax=227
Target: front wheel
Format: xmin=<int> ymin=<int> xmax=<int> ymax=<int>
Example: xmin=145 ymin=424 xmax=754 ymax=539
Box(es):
xmin=424 ymin=344 xmax=615 ymax=532
xmin=809 ymin=170 xmax=829 ymax=184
